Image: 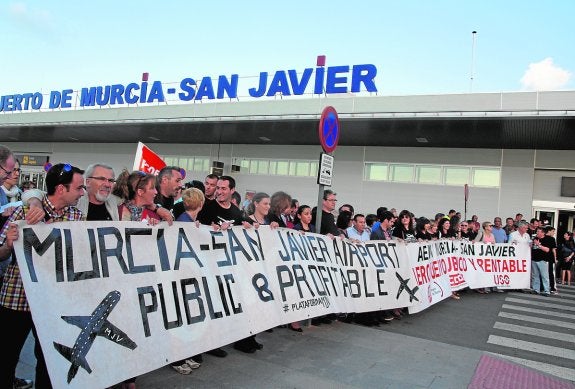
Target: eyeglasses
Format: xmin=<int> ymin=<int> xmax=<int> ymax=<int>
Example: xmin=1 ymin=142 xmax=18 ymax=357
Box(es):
xmin=325 ymin=198 xmax=337 ymax=202
xmin=402 ymin=215 xmax=411 ymax=219
xmin=460 ymin=224 xmax=468 ymax=227
xmin=0 ymin=164 xmax=12 ymax=178
xmin=12 ymin=168 xmax=20 ymax=173
xmin=88 ymin=176 xmax=116 ymax=183
xmin=64 ymin=184 xmax=87 ymax=191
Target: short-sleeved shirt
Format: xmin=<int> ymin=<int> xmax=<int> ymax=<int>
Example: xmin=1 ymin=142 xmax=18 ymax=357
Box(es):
xmin=508 ymin=231 xmax=531 ymax=245
xmin=0 ymin=196 xmax=84 ymax=311
xmin=492 ymin=227 xmax=508 ymax=243
xmin=197 ymin=200 xmax=244 ymax=226
xmin=346 ymin=226 xmax=371 ymax=241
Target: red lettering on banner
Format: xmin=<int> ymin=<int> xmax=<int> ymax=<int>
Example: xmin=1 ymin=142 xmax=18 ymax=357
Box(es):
xmin=413 ymin=266 xmax=428 ymax=285
xmin=413 ymin=259 xmax=449 ymax=285
xmin=447 ymin=256 xmax=467 ymax=272
xmin=493 ymin=274 xmax=510 ymax=285
xmin=474 ymin=258 xmax=527 ymax=273
xmin=449 ymin=273 xmax=465 ymax=287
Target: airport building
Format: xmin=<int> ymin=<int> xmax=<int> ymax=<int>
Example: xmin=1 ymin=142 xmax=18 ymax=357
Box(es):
xmin=1 ymin=65 xmax=575 ymax=235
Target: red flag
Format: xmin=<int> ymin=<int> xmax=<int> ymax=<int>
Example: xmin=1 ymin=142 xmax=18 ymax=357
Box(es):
xmin=133 ymin=142 xmax=166 ymax=176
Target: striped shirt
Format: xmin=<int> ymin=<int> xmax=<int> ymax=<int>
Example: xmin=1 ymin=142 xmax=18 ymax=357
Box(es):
xmin=0 ymin=196 xmax=83 ymax=311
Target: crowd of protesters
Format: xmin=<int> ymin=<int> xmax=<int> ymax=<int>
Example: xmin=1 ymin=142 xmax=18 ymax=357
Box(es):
xmin=1 ymin=151 xmax=573 ymax=388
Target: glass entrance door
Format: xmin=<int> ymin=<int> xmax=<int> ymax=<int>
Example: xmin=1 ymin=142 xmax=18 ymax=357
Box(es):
xmin=534 ymin=208 xmax=557 ymax=229
xmin=19 ymin=170 xmax=46 ymax=191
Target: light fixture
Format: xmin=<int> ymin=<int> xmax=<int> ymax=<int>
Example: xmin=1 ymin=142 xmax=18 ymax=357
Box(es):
xmin=259 ymin=136 xmax=271 ymax=142
xmin=416 ymin=137 xmax=428 ymax=143
xmin=211 ymin=160 xmax=224 ymax=176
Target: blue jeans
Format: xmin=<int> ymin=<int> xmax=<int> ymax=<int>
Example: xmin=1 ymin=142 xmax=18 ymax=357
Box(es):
xmin=531 ymin=260 xmax=550 ymax=294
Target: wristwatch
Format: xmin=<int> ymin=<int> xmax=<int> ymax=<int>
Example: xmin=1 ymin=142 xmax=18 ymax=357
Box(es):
xmin=154 ymin=204 xmax=162 ymax=212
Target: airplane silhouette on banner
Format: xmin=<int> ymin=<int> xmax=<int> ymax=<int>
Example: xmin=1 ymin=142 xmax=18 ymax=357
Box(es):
xmin=53 ymin=290 xmax=138 ymax=383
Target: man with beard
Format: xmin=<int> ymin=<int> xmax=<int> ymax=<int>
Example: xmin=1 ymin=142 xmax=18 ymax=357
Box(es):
xmin=153 ymin=166 xmax=183 ymax=214
xmin=0 ymin=145 xmax=44 ymax=389
xmin=0 ymin=163 xmax=85 ymax=389
xmin=78 ymin=163 xmax=120 ymax=221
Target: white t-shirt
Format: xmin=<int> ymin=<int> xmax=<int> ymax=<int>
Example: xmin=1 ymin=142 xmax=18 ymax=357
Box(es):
xmin=508 ymin=230 xmax=531 ymax=244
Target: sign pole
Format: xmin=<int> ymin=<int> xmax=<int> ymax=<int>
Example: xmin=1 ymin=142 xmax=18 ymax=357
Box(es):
xmin=316 ymin=106 xmax=340 ymax=234
xmin=315 ymin=185 xmax=324 ymax=234
xmin=464 ymin=184 xmax=469 ymax=221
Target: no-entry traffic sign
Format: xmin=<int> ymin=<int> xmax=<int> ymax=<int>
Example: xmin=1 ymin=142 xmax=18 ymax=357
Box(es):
xmin=318 ymin=106 xmax=340 ymax=154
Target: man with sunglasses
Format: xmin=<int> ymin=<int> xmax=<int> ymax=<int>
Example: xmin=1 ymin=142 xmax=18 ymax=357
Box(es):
xmin=0 ymin=146 xmax=46 ymax=389
xmin=0 ymin=163 xmax=85 ymax=389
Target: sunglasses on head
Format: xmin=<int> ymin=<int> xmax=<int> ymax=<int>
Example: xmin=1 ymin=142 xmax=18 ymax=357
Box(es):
xmin=56 ymin=163 xmax=73 ymax=185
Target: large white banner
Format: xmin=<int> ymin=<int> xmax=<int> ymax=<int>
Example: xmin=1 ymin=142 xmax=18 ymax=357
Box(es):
xmin=13 ymin=221 xmax=414 ymax=388
xmin=407 ymin=239 xmax=531 ymax=313
xmin=12 ymin=222 xmax=531 ymax=388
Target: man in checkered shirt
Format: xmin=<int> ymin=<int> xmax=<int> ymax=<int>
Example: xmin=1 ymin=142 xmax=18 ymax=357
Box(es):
xmin=0 ymin=163 xmax=85 ymax=389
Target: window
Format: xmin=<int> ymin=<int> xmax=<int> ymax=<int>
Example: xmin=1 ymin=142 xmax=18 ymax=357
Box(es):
xmin=249 ymin=160 xmax=259 ymax=174
xmin=390 ymin=164 xmax=414 ymax=182
xmin=257 ymin=160 xmax=269 ymax=174
xmin=195 ymin=159 xmax=209 ymax=172
xmin=364 ymin=163 xmax=388 ymax=181
xmin=444 ymin=166 xmax=470 ymax=186
xmin=162 ymin=156 xmax=210 ymax=175
xmin=364 ymin=162 xmax=500 ymax=188
xmin=276 ymin=161 xmax=289 ymax=175
xmin=310 ymin=161 xmax=318 ymax=176
xmin=235 ymin=158 xmax=316 ymax=177
xmin=416 ymin=165 xmax=441 ymax=184
xmin=295 ymin=162 xmax=310 ymax=176
xmin=472 ymin=168 xmax=500 ymax=187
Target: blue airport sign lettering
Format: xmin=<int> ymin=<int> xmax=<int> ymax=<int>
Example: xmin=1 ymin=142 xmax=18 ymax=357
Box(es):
xmin=0 ymin=61 xmax=377 ymax=112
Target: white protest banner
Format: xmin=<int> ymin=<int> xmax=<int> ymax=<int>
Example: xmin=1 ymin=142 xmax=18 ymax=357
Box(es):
xmin=408 ymin=239 xmax=531 ymax=314
xmin=13 ymin=221 xmax=416 ymax=388
xmin=407 ymin=241 xmax=453 ymax=314
xmin=132 ymin=141 xmax=166 ymax=175
xmin=457 ymin=241 xmax=531 ymax=289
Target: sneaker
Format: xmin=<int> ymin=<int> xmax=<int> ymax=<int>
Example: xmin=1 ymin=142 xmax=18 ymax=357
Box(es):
xmin=13 ymin=378 xmax=33 ymax=389
xmin=185 ymin=359 xmax=201 ymax=369
xmin=172 ymin=363 xmax=193 ymax=375
xmin=384 ymin=314 xmax=395 ymax=321
xmin=550 ymin=290 xmax=558 ymax=295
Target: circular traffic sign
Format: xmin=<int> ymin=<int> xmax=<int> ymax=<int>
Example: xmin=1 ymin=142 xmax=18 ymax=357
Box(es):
xmin=318 ymin=106 xmax=340 ymax=153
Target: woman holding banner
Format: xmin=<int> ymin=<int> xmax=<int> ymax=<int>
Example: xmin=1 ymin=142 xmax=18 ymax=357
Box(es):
xmin=114 ymin=170 xmax=161 ymax=225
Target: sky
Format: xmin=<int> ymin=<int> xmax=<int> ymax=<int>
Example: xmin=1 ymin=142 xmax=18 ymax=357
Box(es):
xmin=1 ymin=0 xmax=573 ymax=97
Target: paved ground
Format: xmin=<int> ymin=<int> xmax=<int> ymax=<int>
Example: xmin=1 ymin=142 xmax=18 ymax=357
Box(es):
xmin=16 ymin=285 xmax=575 ymax=388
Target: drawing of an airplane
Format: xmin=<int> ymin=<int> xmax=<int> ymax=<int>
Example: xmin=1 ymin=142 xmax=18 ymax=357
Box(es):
xmin=53 ymin=290 xmax=137 ymax=383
